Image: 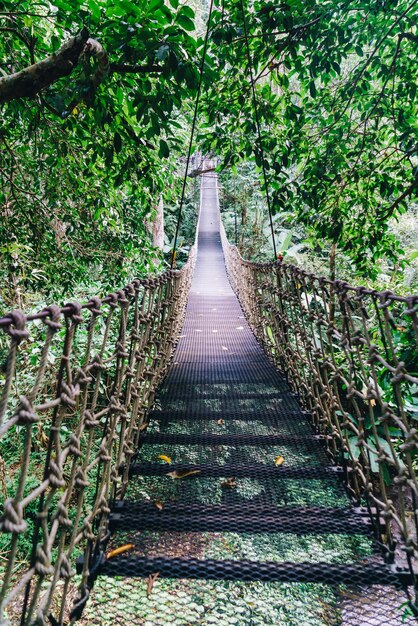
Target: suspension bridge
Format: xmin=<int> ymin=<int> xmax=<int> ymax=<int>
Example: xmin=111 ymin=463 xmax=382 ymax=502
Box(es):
xmin=0 ymin=165 xmax=417 ymax=625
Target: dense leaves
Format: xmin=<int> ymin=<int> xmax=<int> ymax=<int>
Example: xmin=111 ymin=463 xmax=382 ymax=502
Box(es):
xmin=0 ymin=0 xmax=203 ymax=307
xmin=0 ymin=0 xmax=417 ymax=311
xmin=202 ymin=0 xmax=418 ymax=278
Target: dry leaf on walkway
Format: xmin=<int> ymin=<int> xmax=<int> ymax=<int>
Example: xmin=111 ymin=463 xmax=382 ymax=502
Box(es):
xmin=154 ymin=500 xmax=164 ymax=511
xmin=147 ymin=572 xmax=160 ymax=597
xmin=157 ymin=454 xmax=172 ymax=464
xmin=166 ymin=469 xmax=201 ymax=479
xmin=106 ymin=543 xmax=134 ymax=560
xmin=274 ymin=455 xmax=285 ymax=466
xmin=221 ymin=477 xmax=237 ymax=488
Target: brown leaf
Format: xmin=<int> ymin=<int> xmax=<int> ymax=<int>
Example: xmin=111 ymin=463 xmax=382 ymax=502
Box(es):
xmin=154 ymin=500 xmax=164 ymax=511
xmin=146 ymin=572 xmax=160 ymax=597
xmin=139 ymin=422 xmax=148 ymax=432
xmin=217 ymin=419 xmax=225 ymax=426
xmin=274 ymin=455 xmax=285 ymax=466
xmin=106 ymin=543 xmax=135 ymax=560
xmin=166 ymin=469 xmax=201 ymax=480
xmin=221 ymin=477 xmax=237 ymax=489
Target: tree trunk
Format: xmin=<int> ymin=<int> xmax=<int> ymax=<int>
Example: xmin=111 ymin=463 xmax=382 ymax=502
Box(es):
xmin=151 ymin=197 xmax=165 ymax=250
xmin=329 ymin=243 xmax=337 ymax=323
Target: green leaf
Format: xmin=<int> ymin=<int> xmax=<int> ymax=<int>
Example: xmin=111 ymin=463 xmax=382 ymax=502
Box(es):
xmin=309 ymin=81 xmax=317 ymax=98
xmin=176 ymin=14 xmax=195 ymax=31
xmin=114 ymin=132 xmax=122 ymax=153
xmin=158 ymin=139 xmax=170 ymax=158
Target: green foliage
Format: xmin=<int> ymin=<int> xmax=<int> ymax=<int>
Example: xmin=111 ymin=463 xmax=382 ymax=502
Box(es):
xmin=203 ymin=0 xmax=418 ymax=279
xmin=0 ymin=0 xmax=203 ymax=307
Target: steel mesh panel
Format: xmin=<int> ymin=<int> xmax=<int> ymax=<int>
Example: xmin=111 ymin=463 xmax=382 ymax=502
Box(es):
xmin=125 ymin=475 xmax=352 ymax=508
xmin=81 ymin=577 xmax=416 ymax=626
xmin=146 ymin=414 xmax=312 ymax=436
xmin=110 ymin=503 xmax=374 ymax=534
xmin=137 ymin=439 xmax=330 ymax=466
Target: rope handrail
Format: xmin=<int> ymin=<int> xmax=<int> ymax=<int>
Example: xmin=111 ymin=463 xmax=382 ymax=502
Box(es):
xmin=0 ymin=249 xmax=196 ymax=625
xmin=221 ymin=222 xmax=418 ymax=581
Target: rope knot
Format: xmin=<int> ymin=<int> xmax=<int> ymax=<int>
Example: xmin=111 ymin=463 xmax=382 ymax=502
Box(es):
xmin=98 ymin=442 xmax=111 ymax=462
xmin=48 ymin=459 xmax=66 ymax=489
xmin=15 ymin=396 xmax=38 ymax=425
xmin=399 ymin=428 xmax=417 ymax=452
xmin=64 ymin=301 xmax=84 ymax=324
xmin=117 ymin=289 xmax=129 ymax=307
xmin=107 ymin=293 xmax=119 ymax=309
xmin=391 ymin=361 xmax=406 ymax=385
xmin=5 ymin=310 xmax=29 ymax=343
xmin=82 ymin=519 xmax=95 ymax=540
xmin=44 ymin=304 xmax=62 ymax=331
xmin=83 ymin=410 xmax=99 ymax=429
xmin=60 ymin=382 xmax=80 ymax=407
xmin=75 ymin=367 xmax=93 ymax=388
xmin=35 ymin=544 xmax=54 ymax=576
xmin=75 ymin=467 xmax=89 ymax=488
xmin=55 ymin=502 xmax=72 ymax=528
xmin=0 ymin=498 xmax=27 ymax=533
xmin=60 ymin=554 xmax=74 ymax=579
xmin=69 ymin=433 xmax=82 ymax=457
xmin=87 ymin=296 xmax=102 ymax=316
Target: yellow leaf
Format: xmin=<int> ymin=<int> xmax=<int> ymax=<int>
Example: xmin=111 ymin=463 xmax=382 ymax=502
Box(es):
xmin=274 ymin=455 xmax=285 ymax=466
xmin=72 ymin=106 xmax=78 ymax=115
xmin=106 ymin=543 xmax=134 ymax=560
xmin=157 ymin=454 xmax=172 ymax=464
xmin=166 ymin=469 xmax=201 ymax=480
xmin=369 ymin=399 xmax=376 ymax=407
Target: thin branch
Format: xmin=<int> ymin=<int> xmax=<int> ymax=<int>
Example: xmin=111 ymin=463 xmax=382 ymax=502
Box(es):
xmin=110 ymin=63 xmax=164 ymax=74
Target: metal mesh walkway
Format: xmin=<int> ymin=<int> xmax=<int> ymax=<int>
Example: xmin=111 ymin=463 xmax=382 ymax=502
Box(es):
xmin=82 ymin=172 xmax=415 ymax=625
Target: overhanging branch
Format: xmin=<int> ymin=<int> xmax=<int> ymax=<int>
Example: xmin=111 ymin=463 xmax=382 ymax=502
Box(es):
xmin=0 ymin=28 xmax=89 ymax=104
xmin=0 ymin=30 xmax=165 ymax=106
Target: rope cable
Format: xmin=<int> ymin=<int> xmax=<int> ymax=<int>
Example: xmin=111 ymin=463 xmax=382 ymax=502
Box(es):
xmin=238 ymin=0 xmax=277 ymax=259
xmin=170 ymin=0 xmax=214 ymax=269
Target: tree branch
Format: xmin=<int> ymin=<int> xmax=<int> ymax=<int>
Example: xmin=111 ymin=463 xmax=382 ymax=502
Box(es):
xmin=380 ymin=178 xmax=418 ymax=220
xmin=0 ymin=28 xmax=89 ymax=104
xmin=110 ymin=63 xmax=164 ymax=74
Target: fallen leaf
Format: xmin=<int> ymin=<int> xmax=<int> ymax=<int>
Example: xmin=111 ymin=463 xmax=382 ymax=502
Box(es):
xmin=166 ymin=469 xmax=201 ymax=480
xmin=274 ymin=455 xmax=285 ymax=466
xmin=154 ymin=500 xmax=164 ymax=511
xmin=147 ymin=572 xmax=159 ymax=596
xmin=106 ymin=543 xmax=134 ymax=560
xmin=221 ymin=477 xmax=237 ymax=489
xmin=217 ymin=419 xmax=225 ymax=426
xmin=157 ymin=454 xmax=172 ymax=464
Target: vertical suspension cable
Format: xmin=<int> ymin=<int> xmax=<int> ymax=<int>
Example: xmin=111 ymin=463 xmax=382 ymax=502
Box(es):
xmin=238 ymin=0 xmax=277 ymax=259
xmin=171 ymin=0 xmax=214 ymax=269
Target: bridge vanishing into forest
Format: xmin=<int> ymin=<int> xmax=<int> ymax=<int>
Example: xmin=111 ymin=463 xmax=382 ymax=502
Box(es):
xmin=0 ymin=168 xmax=418 ymax=625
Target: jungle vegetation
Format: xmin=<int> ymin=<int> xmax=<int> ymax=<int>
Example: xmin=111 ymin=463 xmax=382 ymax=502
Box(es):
xmin=0 ymin=0 xmax=417 ymax=307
